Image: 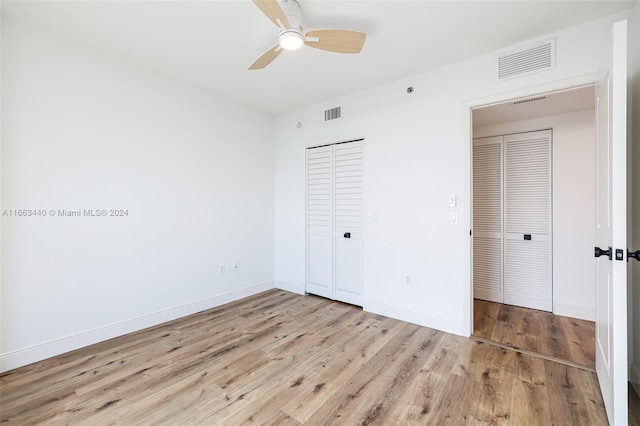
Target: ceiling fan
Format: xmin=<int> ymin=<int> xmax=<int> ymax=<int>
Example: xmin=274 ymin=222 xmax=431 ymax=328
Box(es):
xmin=249 ymin=0 xmax=367 ymax=70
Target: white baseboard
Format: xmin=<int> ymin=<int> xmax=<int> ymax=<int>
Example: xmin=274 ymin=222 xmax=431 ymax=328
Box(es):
xmin=552 ymin=303 xmax=596 ymax=321
xmin=275 ymin=280 xmax=305 ymax=295
xmin=0 ymin=280 xmax=275 ymax=373
xmin=364 ymin=301 xmax=466 ymax=336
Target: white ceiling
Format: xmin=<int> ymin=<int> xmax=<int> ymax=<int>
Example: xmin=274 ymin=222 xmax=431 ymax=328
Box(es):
xmin=473 ymin=85 xmax=595 ymax=128
xmin=1 ymin=0 xmax=635 ymax=114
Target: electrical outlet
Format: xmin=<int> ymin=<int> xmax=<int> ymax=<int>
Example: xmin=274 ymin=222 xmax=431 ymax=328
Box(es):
xmin=233 ymin=262 xmax=239 ymax=272
xmin=218 ymin=264 xmax=225 ymax=274
xmin=405 ymin=275 xmax=412 ymax=286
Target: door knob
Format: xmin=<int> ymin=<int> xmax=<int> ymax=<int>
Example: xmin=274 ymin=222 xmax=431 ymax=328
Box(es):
xmin=628 ymin=249 xmax=640 ymax=262
xmin=594 ymin=246 xmax=612 ymax=260
xmin=344 ymin=232 xmax=351 ymax=239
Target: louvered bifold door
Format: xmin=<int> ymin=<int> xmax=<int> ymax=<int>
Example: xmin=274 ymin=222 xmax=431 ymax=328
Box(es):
xmin=473 ymin=137 xmax=504 ymax=303
xmin=306 ymin=146 xmax=333 ymax=299
xmin=504 ymin=130 xmax=552 ymax=311
xmin=333 ymin=141 xmax=364 ymax=306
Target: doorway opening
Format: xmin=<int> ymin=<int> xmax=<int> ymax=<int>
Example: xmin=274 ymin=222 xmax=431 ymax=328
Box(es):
xmin=470 ymin=85 xmax=596 ymax=370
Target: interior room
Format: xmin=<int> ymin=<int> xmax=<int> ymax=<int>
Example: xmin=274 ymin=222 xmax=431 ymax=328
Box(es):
xmin=1 ymin=0 xmax=639 ymax=424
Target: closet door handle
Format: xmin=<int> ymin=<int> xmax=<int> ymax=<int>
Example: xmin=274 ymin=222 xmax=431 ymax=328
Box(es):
xmin=344 ymin=232 xmax=351 ymax=239
xmin=594 ymin=246 xmax=612 ymax=260
xmin=628 ymin=249 xmax=640 ymax=262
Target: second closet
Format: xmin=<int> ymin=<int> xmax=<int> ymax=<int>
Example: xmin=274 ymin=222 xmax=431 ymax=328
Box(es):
xmin=473 ymin=129 xmax=552 ymax=311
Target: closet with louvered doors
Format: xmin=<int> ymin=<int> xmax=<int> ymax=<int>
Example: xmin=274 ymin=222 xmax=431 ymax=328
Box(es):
xmin=473 ymin=130 xmax=552 ymax=312
xmin=305 ymin=139 xmax=364 ymax=306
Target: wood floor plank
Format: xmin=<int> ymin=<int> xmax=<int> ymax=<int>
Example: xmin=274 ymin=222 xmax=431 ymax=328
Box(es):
xmin=544 ymin=360 xmax=595 ymax=425
xmin=561 ymin=315 xmax=596 ymax=367
xmin=1 ymin=290 xmax=608 ymax=425
xmin=344 ymin=327 xmax=441 ymax=425
xmin=473 ymin=299 xmax=595 ymax=369
xmin=297 ymin=322 xmax=423 ymax=423
xmin=509 ymin=378 xmax=552 ymax=425
xmin=280 ymin=316 xmax=403 ymax=423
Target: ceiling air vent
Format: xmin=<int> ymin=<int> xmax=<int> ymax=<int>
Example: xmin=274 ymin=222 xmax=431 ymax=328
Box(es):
xmin=325 ymin=107 xmax=341 ymax=122
xmin=513 ymin=96 xmax=547 ymax=105
xmin=498 ymin=39 xmax=555 ymax=81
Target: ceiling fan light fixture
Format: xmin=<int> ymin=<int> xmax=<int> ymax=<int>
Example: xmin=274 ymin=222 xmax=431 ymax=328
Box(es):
xmin=279 ymin=30 xmax=304 ymax=50
xmin=249 ymin=0 xmax=366 ymax=70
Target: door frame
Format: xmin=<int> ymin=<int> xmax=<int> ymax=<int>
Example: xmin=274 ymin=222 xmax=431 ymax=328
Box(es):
xmin=462 ymin=74 xmax=600 ymax=337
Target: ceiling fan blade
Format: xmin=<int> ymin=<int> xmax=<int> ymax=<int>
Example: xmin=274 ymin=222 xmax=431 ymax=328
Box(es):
xmin=304 ymin=29 xmax=366 ymax=54
xmin=252 ymin=0 xmax=290 ymax=29
xmin=249 ymin=44 xmax=283 ymax=70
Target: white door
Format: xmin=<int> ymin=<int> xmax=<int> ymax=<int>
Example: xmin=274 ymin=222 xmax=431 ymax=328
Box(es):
xmin=333 ymin=141 xmax=364 ymax=306
xmin=306 ymin=141 xmax=364 ymax=305
xmin=306 ymin=146 xmax=333 ymax=299
xmin=504 ymin=130 xmax=552 ymax=311
xmin=594 ymin=19 xmax=627 ymax=426
xmin=473 ymin=136 xmax=504 ymax=303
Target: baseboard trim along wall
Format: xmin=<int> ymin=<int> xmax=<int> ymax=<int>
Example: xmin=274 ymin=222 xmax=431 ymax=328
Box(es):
xmin=275 ymin=280 xmax=305 ymax=295
xmin=364 ymin=301 xmax=466 ymax=337
xmin=552 ymin=303 xmax=596 ymax=321
xmin=0 ymin=280 xmax=275 ymax=373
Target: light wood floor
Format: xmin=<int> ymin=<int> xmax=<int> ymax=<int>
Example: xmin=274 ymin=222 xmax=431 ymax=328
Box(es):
xmin=1 ymin=290 xmax=608 ymax=425
xmin=473 ymin=299 xmax=595 ymax=369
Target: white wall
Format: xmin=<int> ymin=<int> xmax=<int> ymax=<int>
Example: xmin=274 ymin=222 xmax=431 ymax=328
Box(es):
xmin=0 ymin=18 xmax=275 ymax=371
xmin=474 ymin=109 xmax=596 ymax=321
xmin=274 ymin=12 xmax=632 ymax=335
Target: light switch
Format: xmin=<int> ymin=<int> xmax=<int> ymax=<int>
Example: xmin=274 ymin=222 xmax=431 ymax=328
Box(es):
xmin=450 ymin=212 xmax=458 ymax=225
xmin=449 ymin=195 xmax=457 ymax=207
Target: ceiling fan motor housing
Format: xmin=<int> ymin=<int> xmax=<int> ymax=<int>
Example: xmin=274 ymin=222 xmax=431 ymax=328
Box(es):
xmin=278 ymin=0 xmax=304 ymax=50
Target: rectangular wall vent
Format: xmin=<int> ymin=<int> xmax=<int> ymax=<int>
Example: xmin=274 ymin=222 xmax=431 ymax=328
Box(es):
xmin=324 ymin=107 xmax=341 ymax=121
xmin=512 ymin=96 xmax=547 ymax=105
xmin=498 ymin=39 xmax=555 ymax=81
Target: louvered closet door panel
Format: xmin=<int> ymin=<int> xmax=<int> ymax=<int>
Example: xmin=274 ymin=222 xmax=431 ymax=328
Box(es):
xmin=306 ymin=146 xmax=333 ymax=299
xmin=473 ymin=237 xmax=503 ymax=302
xmin=504 ymin=130 xmax=552 ymax=311
xmin=333 ymin=141 xmax=363 ymax=305
xmin=505 ymin=131 xmax=551 ymax=235
xmin=473 ymin=137 xmax=503 ymax=303
xmin=505 ymin=239 xmax=551 ymax=310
